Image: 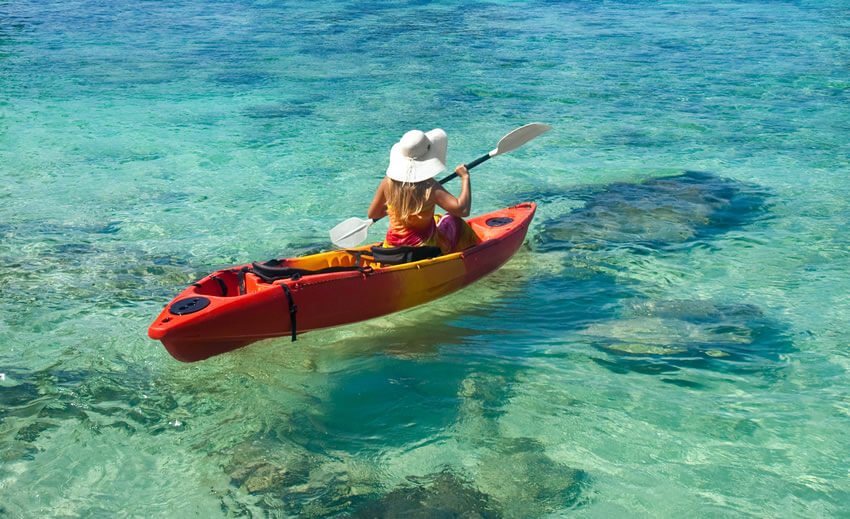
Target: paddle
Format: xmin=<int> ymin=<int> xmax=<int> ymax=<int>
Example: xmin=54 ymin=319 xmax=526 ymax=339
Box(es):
xmin=329 ymin=122 xmax=552 ymax=249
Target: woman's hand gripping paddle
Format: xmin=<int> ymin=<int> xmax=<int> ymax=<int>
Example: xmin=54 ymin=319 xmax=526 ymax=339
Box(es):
xmin=328 ymin=122 xmax=552 ymax=249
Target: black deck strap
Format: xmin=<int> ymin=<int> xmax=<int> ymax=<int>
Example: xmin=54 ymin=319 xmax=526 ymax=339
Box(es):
xmin=237 ymin=267 xmax=249 ymax=296
xmin=210 ymin=274 xmax=228 ymax=296
xmin=280 ymin=283 xmax=297 ymax=341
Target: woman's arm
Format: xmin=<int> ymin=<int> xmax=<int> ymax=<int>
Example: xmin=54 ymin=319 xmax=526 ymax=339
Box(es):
xmin=367 ymin=177 xmax=389 ymax=220
xmin=433 ymin=165 xmax=472 ymax=217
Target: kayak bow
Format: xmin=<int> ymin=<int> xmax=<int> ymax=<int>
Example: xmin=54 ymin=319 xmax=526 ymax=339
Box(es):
xmin=148 ymin=202 xmax=536 ymax=362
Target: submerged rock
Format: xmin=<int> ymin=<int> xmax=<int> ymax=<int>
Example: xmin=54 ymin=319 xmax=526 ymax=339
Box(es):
xmin=584 ymin=298 xmax=793 ymax=374
xmin=225 ymin=439 xmax=313 ymax=495
xmin=230 ymin=462 xmax=302 ymax=495
xmin=477 ymin=437 xmax=589 ymax=518
xmin=535 ymin=170 xmax=772 ymax=253
xmin=520 ymin=171 xmax=788 ymax=375
xmin=349 ymin=468 xmax=501 ymax=519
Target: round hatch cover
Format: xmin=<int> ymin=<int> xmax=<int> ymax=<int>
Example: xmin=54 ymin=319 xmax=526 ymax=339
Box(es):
xmin=169 ymin=296 xmax=211 ymax=315
xmin=485 ymin=217 xmax=514 ymax=227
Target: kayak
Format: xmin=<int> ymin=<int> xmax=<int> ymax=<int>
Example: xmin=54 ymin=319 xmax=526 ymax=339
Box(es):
xmin=148 ymin=202 xmax=536 ymax=362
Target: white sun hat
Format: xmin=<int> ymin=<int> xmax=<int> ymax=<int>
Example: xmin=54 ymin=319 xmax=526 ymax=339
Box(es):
xmin=386 ymin=128 xmax=448 ymax=183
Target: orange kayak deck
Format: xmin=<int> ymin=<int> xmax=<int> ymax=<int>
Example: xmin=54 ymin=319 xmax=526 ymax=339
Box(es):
xmin=148 ymin=202 xmax=536 ymax=362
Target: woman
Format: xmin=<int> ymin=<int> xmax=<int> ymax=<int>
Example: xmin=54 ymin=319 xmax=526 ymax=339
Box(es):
xmin=367 ymin=128 xmax=480 ymax=254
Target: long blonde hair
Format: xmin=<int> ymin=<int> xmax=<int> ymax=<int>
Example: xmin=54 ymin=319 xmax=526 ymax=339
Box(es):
xmin=385 ymin=178 xmax=434 ymax=221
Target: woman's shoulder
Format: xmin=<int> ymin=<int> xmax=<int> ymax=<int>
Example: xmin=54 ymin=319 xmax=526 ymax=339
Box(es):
xmin=427 ymin=178 xmax=447 ymax=193
xmin=429 ymin=179 xmax=451 ymax=197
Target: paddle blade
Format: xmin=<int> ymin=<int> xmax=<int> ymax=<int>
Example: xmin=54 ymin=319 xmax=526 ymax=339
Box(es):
xmin=329 ymin=217 xmax=373 ymax=248
xmin=492 ymin=122 xmax=552 ymax=157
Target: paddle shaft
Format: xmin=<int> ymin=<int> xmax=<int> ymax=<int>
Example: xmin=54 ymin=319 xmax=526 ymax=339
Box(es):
xmin=440 ymin=153 xmax=491 ymax=185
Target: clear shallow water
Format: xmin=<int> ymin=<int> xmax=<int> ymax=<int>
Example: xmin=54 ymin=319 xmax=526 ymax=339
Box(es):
xmin=1 ymin=0 xmax=849 ymax=516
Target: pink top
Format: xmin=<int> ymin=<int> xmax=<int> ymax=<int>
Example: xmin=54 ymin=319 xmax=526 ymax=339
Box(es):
xmin=384 ymin=202 xmax=438 ymax=247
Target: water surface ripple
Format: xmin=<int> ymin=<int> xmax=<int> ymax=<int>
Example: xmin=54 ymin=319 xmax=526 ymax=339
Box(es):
xmin=2 ymin=0 xmax=849 ymax=517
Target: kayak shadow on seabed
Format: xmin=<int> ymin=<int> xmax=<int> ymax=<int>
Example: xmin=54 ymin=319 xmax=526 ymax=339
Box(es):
xmin=520 ymin=170 xmax=795 ymax=382
xmin=215 ymin=297 xmax=590 ymax=518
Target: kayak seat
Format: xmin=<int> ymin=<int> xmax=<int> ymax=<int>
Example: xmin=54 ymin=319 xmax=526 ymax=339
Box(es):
xmin=369 ymin=245 xmax=442 ymax=266
xmin=251 ymin=260 xmax=369 ymax=282
xmin=237 ymin=260 xmax=371 ymax=294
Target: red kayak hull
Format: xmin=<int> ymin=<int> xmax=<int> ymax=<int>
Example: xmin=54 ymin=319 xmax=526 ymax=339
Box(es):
xmin=148 ymin=202 xmax=536 ymax=362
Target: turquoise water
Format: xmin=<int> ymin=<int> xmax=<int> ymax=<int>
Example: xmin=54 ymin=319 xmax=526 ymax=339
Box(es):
xmin=2 ymin=0 xmax=849 ymax=516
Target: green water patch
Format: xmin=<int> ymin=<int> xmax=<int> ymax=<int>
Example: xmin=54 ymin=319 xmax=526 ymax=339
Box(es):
xmin=0 ymin=244 xmax=205 ymax=334
xmin=0 ymin=363 xmax=190 ymax=468
xmin=313 ymin=357 xmax=481 ymax=453
xmin=246 ymin=328 xmax=517 ymax=455
xmin=0 ymin=214 xmax=327 ymax=334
